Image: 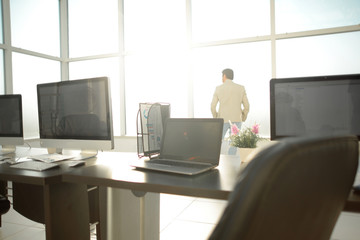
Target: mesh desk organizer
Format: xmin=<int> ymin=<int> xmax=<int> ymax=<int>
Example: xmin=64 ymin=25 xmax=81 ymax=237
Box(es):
xmin=136 ymin=103 xmax=170 ymax=159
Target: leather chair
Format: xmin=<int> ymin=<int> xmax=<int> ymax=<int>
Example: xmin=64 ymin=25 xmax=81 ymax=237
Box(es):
xmin=0 ymin=195 xmax=10 ymax=215
xmin=209 ymin=135 xmax=359 ymax=240
xmin=0 ymin=181 xmax=10 ymax=227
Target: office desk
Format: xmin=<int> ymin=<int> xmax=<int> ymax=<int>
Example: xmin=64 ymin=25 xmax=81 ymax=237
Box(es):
xmin=62 ymin=153 xmax=245 ymax=240
xmin=63 ymin=151 xmax=360 ymax=240
xmin=0 ymin=148 xmax=95 ymax=240
xmin=64 ymin=152 xmax=240 ymax=199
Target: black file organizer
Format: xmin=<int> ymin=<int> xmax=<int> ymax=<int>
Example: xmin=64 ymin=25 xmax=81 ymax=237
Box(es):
xmin=136 ymin=102 xmax=170 ymax=159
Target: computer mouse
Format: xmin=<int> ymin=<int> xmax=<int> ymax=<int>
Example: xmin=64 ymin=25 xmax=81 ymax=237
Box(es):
xmin=5 ymin=159 xmax=17 ymax=165
xmin=0 ymin=157 xmax=11 ymax=162
xmin=68 ymin=160 xmax=85 ymax=167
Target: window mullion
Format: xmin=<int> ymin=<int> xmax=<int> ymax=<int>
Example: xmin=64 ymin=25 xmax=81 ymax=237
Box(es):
xmin=2 ymin=0 xmax=13 ymax=93
xmin=59 ymin=0 xmax=69 ymax=81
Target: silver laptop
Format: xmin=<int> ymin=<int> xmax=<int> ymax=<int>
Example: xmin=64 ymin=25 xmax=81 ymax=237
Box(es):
xmin=131 ymin=118 xmax=224 ymax=175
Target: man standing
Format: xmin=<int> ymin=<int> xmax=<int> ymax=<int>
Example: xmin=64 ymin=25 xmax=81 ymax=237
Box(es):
xmin=211 ymin=68 xmax=250 ymax=155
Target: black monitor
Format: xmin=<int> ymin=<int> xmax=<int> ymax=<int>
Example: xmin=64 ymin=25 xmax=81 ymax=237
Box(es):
xmin=0 ymin=94 xmax=24 ymax=155
xmin=270 ymin=74 xmax=360 ymax=140
xmin=37 ymin=77 xmax=114 ymax=157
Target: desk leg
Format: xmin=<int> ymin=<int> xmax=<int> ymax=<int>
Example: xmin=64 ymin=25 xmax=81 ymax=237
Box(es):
xmin=108 ymin=188 xmax=160 ymax=240
xmin=43 ymin=182 xmax=90 ymax=240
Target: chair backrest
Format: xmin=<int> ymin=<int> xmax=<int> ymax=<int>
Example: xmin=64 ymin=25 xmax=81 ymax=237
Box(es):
xmin=209 ymin=135 xmax=359 ymax=240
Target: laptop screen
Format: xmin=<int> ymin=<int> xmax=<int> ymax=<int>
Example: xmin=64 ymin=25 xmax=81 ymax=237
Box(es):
xmin=160 ymin=118 xmax=223 ymax=165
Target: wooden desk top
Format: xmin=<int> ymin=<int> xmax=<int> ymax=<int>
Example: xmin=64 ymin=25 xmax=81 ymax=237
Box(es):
xmin=0 ymin=148 xmax=97 ymax=185
xmin=63 ymin=152 xmax=243 ymax=200
xmin=2 ymin=149 xmax=360 ymax=210
xmin=63 ymin=151 xmax=360 ymax=212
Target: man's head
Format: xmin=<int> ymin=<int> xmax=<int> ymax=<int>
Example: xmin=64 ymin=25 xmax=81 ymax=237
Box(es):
xmin=222 ymin=68 xmax=234 ymax=81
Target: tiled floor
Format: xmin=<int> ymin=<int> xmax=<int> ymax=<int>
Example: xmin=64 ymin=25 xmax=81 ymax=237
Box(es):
xmin=0 ymin=193 xmax=359 ymax=240
xmin=160 ymin=195 xmax=227 ymax=240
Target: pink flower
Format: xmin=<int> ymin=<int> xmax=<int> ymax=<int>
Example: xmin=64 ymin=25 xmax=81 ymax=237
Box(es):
xmin=252 ymin=124 xmax=259 ymax=134
xmin=231 ymin=124 xmax=240 ymax=135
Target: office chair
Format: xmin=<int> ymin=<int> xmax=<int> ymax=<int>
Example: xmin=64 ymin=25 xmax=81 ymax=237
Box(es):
xmin=209 ymin=135 xmax=359 ymax=240
xmin=0 ymin=195 xmax=10 ymax=215
xmin=0 ymin=181 xmax=10 ymax=227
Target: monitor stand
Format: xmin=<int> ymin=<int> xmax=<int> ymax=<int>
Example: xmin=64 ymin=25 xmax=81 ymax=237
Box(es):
xmin=47 ymin=148 xmax=98 ymax=160
xmin=0 ymin=145 xmax=16 ymax=156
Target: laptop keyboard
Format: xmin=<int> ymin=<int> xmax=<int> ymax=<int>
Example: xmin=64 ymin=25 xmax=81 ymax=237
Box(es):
xmin=149 ymin=159 xmax=211 ymax=169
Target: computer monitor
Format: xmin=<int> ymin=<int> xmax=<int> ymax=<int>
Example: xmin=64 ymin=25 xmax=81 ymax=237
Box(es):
xmin=270 ymin=74 xmax=360 ymax=140
xmin=0 ymin=94 xmax=24 ymax=155
xmin=37 ymin=77 xmax=114 ymax=157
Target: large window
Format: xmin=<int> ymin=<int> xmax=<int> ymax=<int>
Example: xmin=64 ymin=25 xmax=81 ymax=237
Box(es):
xmin=191 ymin=0 xmax=270 ymax=43
xmin=276 ymin=0 xmax=360 ymax=33
xmin=124 ymin=0 xmax=187 ymax=52
xmin=277 ymin=31 xmax=360 ymax=77
xmin=124 ymin=0 xmax=187 ymax=135
xmin=12 ymin=53 xmax=60 ymax=138
xmin=8 ymin=0 xmax=61 ymax=139
xmin=0 ymin=0 xmax=3 ymax=44
xmin=1 ymin=0 xmax=360 ymax=139
xmin=124 ymin=53 xmax=188 ymax=135
xmin=10 ymin=0 xmax=60 ymax=56
xmin=192 ymin=41 xmax=272 ymax=136
xmin=68 ymin=0 xmax=119 ymax=57
xmin=68 ymin=0 xmax=121 ymax=134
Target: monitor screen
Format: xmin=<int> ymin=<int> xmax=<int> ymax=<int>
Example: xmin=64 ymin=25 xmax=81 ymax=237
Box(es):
xmin=0 ymin=94 xmax=24 ymax=154
xmin=270 ymin=74 xmax=360 ymax=140
xmin=37 ymin=77 xmax=114 ymax=152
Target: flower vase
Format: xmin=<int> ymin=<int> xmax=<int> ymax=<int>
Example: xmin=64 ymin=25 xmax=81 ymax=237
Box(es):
xmin=237 ymin=148 xmax=255 ymax=163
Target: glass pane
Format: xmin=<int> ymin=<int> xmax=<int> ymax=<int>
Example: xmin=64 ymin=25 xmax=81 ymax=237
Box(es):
xmin=191 ymin=0 xmax=270 ymax=43
xmin=0 ymin=50 xmax=4 ymax=94
xmin=12 ymin=53 xmax=60 ymax=139
xmin=192 ymin=41 xmax=272 ymax=137
xmin=124 ymin=0 xmax=187 ymax=52
xmin=10 ymin=0 xmax=60 ymax=56
xmin=276 ymin=0 xmax=360 ymax=33
xmin=69 ymin=58 xmax=121 ymax=136
xmin=125 ymin=53 xmax=188 ymax=136
xmin=277 ymin=32 xmax=360 ymax=78
xmin=0 ymin=0 xmax=3 ymax=44
xmin=68 ymin=0 xmax=119 ymax=57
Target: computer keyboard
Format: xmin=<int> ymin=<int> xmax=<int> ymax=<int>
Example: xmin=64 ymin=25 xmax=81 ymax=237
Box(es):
xmin=29 ymin=153 xmax=74 ymax=163
xmin=10 ymin=161 xmax=59 ymax=171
